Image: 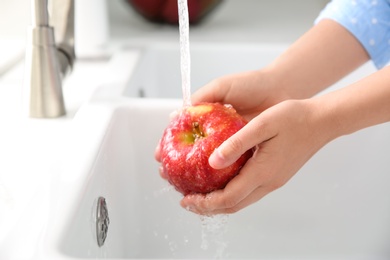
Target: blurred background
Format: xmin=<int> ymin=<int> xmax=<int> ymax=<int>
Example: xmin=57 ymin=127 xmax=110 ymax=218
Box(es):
xmin=0 ymin=0 xmax=329 ymax=41
xmin=0 ymin=0 xmax=328 ymax=76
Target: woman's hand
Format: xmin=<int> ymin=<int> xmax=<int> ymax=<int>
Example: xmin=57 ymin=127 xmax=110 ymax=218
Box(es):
xmin=180 ymin=62 xmax=390 ymax=215
xmin=180 ymin=99 xmax=331 ymax=215
xmin=155 ymin=69 xmax=291 ymax=181
xmin=155 ymin=19 xmax=371 ymax=215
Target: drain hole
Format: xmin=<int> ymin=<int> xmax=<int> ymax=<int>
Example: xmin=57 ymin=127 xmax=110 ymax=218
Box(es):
xmin=96 ymin=197 xmax=110 ymax=247
xmin=138 ymin=88 xmax=145 ymax=98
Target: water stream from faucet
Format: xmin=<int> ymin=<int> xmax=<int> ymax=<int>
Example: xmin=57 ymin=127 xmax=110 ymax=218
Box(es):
xmin=177 ymin=1 xmax=229 ymax=258
xmin=178 ymin=0 xmax=192 ymax=107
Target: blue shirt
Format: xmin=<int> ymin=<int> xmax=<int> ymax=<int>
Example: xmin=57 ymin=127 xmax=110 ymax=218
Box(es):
xmin=315 ymin=0 xmax=390 ymax=69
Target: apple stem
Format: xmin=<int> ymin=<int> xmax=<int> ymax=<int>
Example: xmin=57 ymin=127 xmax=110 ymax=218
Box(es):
xmin=192 ymin=122 xmax=204 ymax=140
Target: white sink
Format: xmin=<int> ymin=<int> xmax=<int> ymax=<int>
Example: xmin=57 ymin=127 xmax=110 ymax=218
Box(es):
xmin=45 ymin=98 xmax=390 ymax=259
xmin=123 ymin=43 xmax=286 ymax=98
xmin=122 ymin=42 xmax=376 ymax=99
xmin=3 ymin=44 xmax=390 ymax=259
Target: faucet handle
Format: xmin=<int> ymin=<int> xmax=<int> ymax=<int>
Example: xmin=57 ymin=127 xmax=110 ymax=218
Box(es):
xmin=49 ymin=0 xmax=75 ymax=76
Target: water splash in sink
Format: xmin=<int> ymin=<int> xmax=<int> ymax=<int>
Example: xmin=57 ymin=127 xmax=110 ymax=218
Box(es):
xmin=200 ymin=214 xmax=229 ymax=258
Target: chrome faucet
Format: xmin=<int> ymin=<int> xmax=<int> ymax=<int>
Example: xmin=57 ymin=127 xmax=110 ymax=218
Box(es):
xmin=24 ymin=0 xmax=75 ymax=118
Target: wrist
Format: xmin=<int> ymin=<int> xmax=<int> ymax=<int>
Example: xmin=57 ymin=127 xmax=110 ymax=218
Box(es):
xmin=308 ymin=66 xmax=390 ymax=142
xmin=304 ymin=97 xmax=344 ymax=147
xmin=259 ymin=66 xmax=295 ymax=103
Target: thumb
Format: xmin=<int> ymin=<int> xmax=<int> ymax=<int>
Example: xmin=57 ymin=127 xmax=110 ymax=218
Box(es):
xmin=209 ymin=116 xmax=274 ymax=169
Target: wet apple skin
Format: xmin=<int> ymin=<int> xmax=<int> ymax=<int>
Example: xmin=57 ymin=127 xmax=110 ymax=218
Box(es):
xmin=160 ymin=103 xmax=253 ymax=195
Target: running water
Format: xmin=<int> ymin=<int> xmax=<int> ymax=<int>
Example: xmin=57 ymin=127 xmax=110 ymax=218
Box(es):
xmin=178 ymin=0 xmax=192 ymax=107
xmin=177 ymin=1 xmax=229 ymax=258
xmin=200 ymin=214 xmax=230 ymax=259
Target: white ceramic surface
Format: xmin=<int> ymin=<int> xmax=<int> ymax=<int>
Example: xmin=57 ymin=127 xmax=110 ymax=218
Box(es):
xmin=43 ymin=98 xmax=390 ymax=259
xmin=123 ymin=42 xmax=377 ymax=99
xmin=123 ymin=43 xmax=286 ymax=98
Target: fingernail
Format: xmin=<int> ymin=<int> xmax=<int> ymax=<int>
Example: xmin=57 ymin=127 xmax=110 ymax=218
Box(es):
xmin=209 ymin=148 xmax=226 ymax=169
xmin=181 ymin=199 xmax=195 ymax=212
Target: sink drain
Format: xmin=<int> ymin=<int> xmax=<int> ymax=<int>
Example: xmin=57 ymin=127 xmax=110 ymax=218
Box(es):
xmin=96 ymin=197 xmax=110 ymax=247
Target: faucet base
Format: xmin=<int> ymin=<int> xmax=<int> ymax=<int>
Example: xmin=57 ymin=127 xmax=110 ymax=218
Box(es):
xmin=24 ymin=26 xmax=66 ymax=118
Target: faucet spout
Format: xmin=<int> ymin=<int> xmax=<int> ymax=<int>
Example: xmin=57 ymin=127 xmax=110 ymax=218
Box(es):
xmin=24 ymin=0 xmax=75 ymax=118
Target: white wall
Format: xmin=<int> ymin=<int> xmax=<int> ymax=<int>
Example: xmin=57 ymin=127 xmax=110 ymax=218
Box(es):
xmin=0 ymin=0 xmax=30 ymax=41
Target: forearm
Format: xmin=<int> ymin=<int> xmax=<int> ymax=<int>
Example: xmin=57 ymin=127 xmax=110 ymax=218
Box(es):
xmin=265 ymin=19 xmax=369 ymax=100
xmin=311 ymin=66 xmax=390 ymax=143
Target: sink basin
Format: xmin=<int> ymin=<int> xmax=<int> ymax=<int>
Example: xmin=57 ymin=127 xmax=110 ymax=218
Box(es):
xmin=40 ymin=98 xmax=390 ymax=259
xmin=122 ymin=42 xmax=375 ymax=99
xmin=2 ymin=44 xmax=390 ymax=259
xmin=123 ymin=43 xmax=286 ymax=98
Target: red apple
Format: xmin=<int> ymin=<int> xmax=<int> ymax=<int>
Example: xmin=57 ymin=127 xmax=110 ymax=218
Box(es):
xmin=160 ymin=102 xmax=253 ymax=195
xmin=127 ymin=0 xmax=165 ymax=22
xmin=126 ymin=0 xmax=223 ymax=24
xmin=161 ymin=0 xmax=202 ymax=24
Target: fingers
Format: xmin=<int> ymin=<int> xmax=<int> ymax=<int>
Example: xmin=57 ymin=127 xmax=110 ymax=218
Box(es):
xmin=191 ymin=77 xmax=229 ymax=105
xmin=155 ymin=139 xmax=169 ymax=180
xmin=180 ymin=100 xmax=320 ymax=215
xmin=182 ymin=187 xmax=270 ymax=215
xmin=192 ymin=71 xmax=267 ymax=111
xmin=154 ymin=139 xmax=162 ymax=162
xmin=159 ymin=166 xmax=168 ymax=180
xmin=182 ymin=112 xmax=278 ymax=215
xmin=155 ymin=107 xmax=181 ymax=163
xmin=156 ymin=108 xmax=187 ymax=181
xmin=181 ymin=148 xmax=275 ymax=215
xmin=209 ymin=114 xmax=275 ymax=169
xmin=169 ymin=109 xmax=180 ymax=120
xmin=191 ymin=72 xmax=252 ymax=104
